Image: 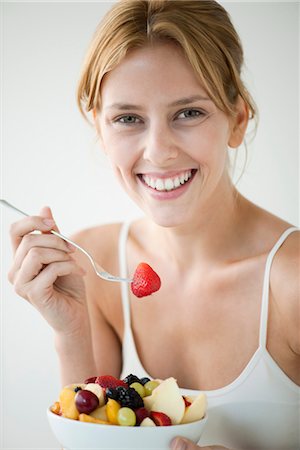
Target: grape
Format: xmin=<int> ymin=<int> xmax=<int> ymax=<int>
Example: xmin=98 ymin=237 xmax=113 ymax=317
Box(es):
xmin=134 ymin=407 xmax=149 ymax=425
xmin=129 ymin=382 xmax=145 ymax=398
xmin=117 ymin=407 xmax=136 ymax=426
xmin=75 ymin=389 xmax=99 ymax=414
xmin=144 ymin=380 xmax=159 ymax=396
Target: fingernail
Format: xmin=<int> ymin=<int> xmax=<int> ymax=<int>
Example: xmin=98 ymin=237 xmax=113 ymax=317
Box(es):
xmin=171 ymin=437 xmax=187 ymax=450
xmin=43 ymin=218 xmax=55 ymax=227
xmin=66 ymin=242 xmax=76 ymax=251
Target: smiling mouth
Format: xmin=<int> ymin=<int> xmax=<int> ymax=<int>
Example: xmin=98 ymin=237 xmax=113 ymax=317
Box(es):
xmin=137 ymin=169 xmax=197 ymax=192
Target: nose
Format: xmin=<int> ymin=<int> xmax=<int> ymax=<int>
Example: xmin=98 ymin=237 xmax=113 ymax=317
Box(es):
xmin=143 ymin=121 xmax=179 ymax=166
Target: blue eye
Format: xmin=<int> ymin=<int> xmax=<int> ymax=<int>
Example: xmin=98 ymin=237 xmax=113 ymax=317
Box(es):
xmin=176 ymin=109 xmax=205 ymax=120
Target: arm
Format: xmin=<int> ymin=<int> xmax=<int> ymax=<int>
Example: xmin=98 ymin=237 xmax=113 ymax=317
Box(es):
xmin=67 ymin=226 xmax=123 ymax=381
xmin=8 ymin=207 xmax=97 ymax=385
xmin=8 ymin=208 xmax=123 ymax=386
xmin=54 ymin=304 xmax=122 ymax=385
xmin=52 ymin=222 xmax=124 ymax=385
xmin=271 ymin=230 xmax=300 ymax=383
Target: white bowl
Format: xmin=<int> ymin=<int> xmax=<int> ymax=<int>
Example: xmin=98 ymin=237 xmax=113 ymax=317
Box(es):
xmin=47 ymin=408 xmax=207 ymax=450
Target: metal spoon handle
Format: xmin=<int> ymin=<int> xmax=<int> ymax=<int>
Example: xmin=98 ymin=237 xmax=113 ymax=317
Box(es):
xmin=0 ymin=199 xmax=29 ymax=217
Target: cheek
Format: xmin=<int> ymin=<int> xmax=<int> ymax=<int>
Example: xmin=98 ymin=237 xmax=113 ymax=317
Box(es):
xmin=101 ymin=131 xmax=137 ymax=172
xmin=186 ymin=128 xmax=228 ymax=168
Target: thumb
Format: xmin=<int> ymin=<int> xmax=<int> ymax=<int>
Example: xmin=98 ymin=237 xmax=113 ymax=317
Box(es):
xmin=39 ymin=206 xmax=60 ymax=233
xmin=171 ymin=437 xmax=197 ymax=450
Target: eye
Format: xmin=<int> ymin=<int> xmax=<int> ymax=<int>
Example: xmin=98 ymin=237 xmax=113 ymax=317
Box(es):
xmin=176 ymin=108 xmax=206 ymax=120
xmin=114 ymin=115 xmax=142 ymax=125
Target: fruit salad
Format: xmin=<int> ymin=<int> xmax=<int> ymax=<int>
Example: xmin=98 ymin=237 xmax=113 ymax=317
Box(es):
xmin=51 ymin=374 xmax=206 ymax=427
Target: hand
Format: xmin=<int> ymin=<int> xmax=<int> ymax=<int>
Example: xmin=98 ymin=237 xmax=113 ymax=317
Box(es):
xmin=8 ymin=206 xmax=87 ymax=335
xmin=171 ymin=437 xmax=229 ymax=450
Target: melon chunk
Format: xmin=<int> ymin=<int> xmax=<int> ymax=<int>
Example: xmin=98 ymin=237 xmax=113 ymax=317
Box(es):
xmin=180 ymin=393 xmax=207 ymax=424
xmin=150 ymin=377 xmax=185 ymax=425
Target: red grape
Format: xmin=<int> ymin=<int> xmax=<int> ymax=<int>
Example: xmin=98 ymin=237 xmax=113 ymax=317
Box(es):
xmin=135 ymin=407 xmax=149 ymax=425
xmin=75 ymin=389 xmax=99 ymax=414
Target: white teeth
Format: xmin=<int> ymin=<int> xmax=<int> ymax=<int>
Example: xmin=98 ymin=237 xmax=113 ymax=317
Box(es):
xmin=150 ymin=178 xmax=156 ymax=189
xmin=174 ymin=177 xmax=180 ymax=188
xmin=142 ymin=170 xmax=193 ymax=192
xmin=155 ymin=179 xmax=165 ymax=191
xmin=164 ymin=178 xmax=174 ymax=191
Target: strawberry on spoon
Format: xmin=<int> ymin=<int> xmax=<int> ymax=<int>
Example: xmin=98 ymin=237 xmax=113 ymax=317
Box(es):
xmin=131 ymin=262 xmax=161 ymax=298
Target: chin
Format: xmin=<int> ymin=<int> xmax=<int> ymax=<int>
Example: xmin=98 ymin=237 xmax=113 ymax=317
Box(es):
xmin=129 ymin=191 xmax=195 ymax=228
xmin=147 ymin=208 xmax=190 ymax=228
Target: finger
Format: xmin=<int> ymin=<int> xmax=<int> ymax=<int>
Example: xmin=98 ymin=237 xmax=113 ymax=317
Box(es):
xmin=13 ymin=247 xmax=73 ymax=286
xmin=39 ymin=206 xmax=60 ymax=234
xmin=11 ymin=233 xmax=74 ymax=275
xmin=171 ymin=437 xmax=199 ymax=450
xmin=24 ymin=260 xmax=85 ymax=304
xmin=10 ymin=215 xmax=56 ymax=253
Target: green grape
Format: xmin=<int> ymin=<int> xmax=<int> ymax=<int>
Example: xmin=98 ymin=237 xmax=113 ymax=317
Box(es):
xmin=117 ymin=407 xmax=136 ymax=426
xmin=130 ymin=382 xmax=145 ymax=398
xmin=144 ymin=380 xmax=159 ymax=396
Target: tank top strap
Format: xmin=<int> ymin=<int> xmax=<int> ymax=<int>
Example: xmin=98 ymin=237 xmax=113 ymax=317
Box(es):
xmin=118 ymin=221 xmax=132 ymax=330
xmin=259 ymin=226 xmax=299 ymax=348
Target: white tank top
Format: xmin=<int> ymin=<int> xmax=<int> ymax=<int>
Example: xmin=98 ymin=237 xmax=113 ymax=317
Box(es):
xmin=118 ymin=224 xmax=300 ymax=450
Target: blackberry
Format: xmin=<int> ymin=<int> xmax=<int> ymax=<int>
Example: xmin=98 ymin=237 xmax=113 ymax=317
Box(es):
xmin=140 ymin=377 xmax=151 ymax=385
xmin=107 ymin=386 xmax=144 ymax=409
xmin=106 ymin=387 xmax=119 ymax=401
xmin=118 ymin=387 xmax=144 ymax=408
xmin=122 ymin=373 xmax=141 ymax=386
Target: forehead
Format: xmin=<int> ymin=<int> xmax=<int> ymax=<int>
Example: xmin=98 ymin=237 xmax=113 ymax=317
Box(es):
xmin=100 ymin=43 xmax=209 ymax=105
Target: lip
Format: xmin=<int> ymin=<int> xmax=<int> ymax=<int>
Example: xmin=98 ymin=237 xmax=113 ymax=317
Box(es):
xmin=137 ymin=169 xmax=197 ymax=200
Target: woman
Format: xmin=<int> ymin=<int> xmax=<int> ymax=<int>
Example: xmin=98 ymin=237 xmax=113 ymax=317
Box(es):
xmin=8 ymin=1 xmax=299 ymax=449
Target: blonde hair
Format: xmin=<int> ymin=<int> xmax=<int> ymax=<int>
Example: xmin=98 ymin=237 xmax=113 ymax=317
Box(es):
xmin=77 ymin=0 xmax=257 ymax=123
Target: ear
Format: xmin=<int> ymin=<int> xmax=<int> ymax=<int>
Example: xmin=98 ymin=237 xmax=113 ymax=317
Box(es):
xmin=228 ymin=96 xmax=249 ymax=148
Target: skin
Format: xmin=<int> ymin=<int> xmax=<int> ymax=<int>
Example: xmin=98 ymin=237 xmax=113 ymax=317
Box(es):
xmin=8 ymin=43 xmax=300 ymax=450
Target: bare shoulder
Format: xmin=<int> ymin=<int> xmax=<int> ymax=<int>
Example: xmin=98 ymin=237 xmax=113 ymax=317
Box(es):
xmin=71 ymin=222 xmax=122 ymax=268
xmin=71 ymin=222 xmax=122 ymax=248
xmin=244 ymin=199 xmax=300 ymax=355
xmin=270 ymin=227 xmax=300 ymax=354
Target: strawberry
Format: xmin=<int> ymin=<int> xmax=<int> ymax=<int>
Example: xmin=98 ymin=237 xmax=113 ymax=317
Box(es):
xmin=183 ymin=395 xmax=192 ymax=407
xmin=84 ymin=376 xmax=97 ymax=384
xmin=150 ymin=411 xmax=172 ymax=426
xmin=95 ymin=375 xmax=128 ymax=390
xmin=135 ymin=407 xmax=150 ymax=425
xmin=131 ymin=262 xmax=161 ymax=298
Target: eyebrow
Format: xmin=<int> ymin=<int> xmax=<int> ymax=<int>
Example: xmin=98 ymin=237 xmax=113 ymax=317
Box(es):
xmin=169 ymin=95 xmax=211 ymax=106
xmin=105 ymin=95 xmax=211 ymax=111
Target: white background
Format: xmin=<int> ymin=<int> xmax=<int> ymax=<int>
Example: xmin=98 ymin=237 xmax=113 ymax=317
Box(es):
xmin=1 ymin=1 xmax=299 ymax=449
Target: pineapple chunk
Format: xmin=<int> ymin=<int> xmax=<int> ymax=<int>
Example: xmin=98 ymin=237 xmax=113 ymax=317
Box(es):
xmin=79 ymin=413 xmax=111 ymax=425
xmin=59 ymin=387 xmax=79 ymax=420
